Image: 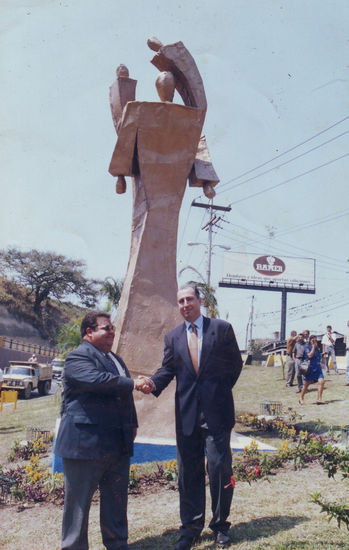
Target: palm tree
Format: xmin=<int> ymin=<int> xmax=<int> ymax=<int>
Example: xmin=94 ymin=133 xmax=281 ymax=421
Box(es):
xmin=57 ymin=318 xmax=83 ymax=357
xmin=189 ymin=280 xmax=219 ymax=318
xmin=100 ymin=277 xmax=123 ymax=312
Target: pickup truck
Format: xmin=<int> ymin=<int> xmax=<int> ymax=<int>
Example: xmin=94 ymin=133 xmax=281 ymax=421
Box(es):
xmin=2 ymin=361 xmax=53 ymax=399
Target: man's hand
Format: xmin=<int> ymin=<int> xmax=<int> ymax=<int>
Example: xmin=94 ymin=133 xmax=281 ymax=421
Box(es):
xmin=134 ymin=376 xmax=154 ymax=394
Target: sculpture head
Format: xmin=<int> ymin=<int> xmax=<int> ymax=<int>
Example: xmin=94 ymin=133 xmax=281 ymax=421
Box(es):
xmin=155 ymin=71 xmax=175 ymax=102
xmin=147 ymin=36 xmax=163 ymax=52
xmin=116 ymin=64 xmax=129 ymax=78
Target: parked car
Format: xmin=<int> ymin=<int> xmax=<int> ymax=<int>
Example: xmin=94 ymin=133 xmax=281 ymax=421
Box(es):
xmin=52 ymin=357 xmax=65 ymax=379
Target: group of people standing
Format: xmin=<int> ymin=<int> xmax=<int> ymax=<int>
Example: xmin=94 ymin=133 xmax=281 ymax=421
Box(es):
xmin=285 ymin=324 xmax=345 ymax=405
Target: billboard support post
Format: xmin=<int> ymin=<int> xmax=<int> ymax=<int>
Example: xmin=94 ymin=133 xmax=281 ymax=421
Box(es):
xmin=281 ymin=289 xmax=287 ymax=340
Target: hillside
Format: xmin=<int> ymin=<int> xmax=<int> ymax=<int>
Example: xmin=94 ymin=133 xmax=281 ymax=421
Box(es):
xmin=0 ymin=277 xmax=87 ymax=344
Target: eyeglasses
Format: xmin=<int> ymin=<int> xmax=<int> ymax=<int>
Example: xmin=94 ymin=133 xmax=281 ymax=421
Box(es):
xmin=95 ymin=325 xmax=115 ymax=332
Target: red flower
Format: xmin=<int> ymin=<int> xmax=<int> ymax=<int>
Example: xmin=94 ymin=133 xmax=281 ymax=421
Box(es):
xmin=224 ymin=475 xmax=235 ymax=489
xmin=255 ymin=464 xmax=260 ymax=477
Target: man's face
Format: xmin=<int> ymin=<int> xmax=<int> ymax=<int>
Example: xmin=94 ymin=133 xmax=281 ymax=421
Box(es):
xmin=303 ymin=331 xmax=309 ymax=339
xmin=298 ymin=334 xmax=304 ymax=343
xmin=177 ymin=287 xmax=201 ymax=323
xmin=327 ymin=326 xmax=332 ymax=333
xmin=84 ymin=316 xmax=115 ymax=353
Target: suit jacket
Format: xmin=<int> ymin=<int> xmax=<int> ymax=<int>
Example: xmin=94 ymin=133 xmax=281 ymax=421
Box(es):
xmin=151 ymin=317 xmax=242 ymax=436
xmin=54 ymin=341 xmax=138 ymax=460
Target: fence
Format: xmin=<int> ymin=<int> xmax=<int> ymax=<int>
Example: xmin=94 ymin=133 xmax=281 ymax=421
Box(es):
xmin=0 ymin=335 xmax=57 ymax=358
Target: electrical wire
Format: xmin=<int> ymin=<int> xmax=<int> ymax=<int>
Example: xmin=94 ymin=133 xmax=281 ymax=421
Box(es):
xmin=217 ymin=224 xmax=347 ymax=272
xmin=216 ymin=129 xmax=349 ymax=196
xmin=226 ymin=152 xmax=349 ymax=207
xmin=194 ymin=115 xmax=349 ymax=201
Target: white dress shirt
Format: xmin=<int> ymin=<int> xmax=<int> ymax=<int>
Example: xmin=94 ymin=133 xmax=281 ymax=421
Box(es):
xmin=321 ymin=332 xmax=336 ymax=347
xmin=107 ymin=352 xmax=127 ymax=377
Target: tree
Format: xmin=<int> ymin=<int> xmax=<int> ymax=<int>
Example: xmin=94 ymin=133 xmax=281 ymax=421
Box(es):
xmin=100 ymin=277 xmax=123 ymax=312
xmin=57 ymin=318 xmax=83 ymax=356
xmin=0 ymin=248 xmax=99 ymax=317
xmin=189 ymin=280 xmax=219 ymax=318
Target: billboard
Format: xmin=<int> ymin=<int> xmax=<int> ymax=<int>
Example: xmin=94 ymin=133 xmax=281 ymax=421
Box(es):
xmin=221 ymin=252 xmax=315 ymax=291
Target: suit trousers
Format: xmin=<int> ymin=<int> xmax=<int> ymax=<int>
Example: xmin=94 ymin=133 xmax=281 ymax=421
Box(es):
xmin=176 ymin=424 xmax=233 ymax=537
xmin=294 ymin=359 xmax=304 ymax=390
xmin=285 ymin=356 xmax=295 ymax=386
xmin=61 ymin=454 xmax=130 ymax=550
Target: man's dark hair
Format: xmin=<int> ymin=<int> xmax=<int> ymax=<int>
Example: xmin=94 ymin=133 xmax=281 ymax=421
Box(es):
xmin=80 ymin=311 xmax=111 ymax=338
xmin=327 ymin=325 xmax=332 ymax=330
xmin=178 ymin=283 xmax=200 ymax=299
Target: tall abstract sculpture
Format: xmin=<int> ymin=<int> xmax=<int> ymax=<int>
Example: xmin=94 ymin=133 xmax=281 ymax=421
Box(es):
xmin=109 ymin=38 xmax=219 ymax=435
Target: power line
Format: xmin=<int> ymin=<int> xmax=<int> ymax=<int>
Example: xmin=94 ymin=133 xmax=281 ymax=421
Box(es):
xmin=226 ymin=152 xmax=349 ymax=207
xmin=255 ymin=287 xmax=349 ymax=319
xmin=209 ymin=114 xmax=349 ymax=195
xmin=218 ymin=223 xmax=347 ymax=271
xmin=269 ymin=209 xmax=349 ymax=239
xmin=216 ymin=129 xmax=349 ymax=196
xmin=287 ymin=300 xmax=349 ymax=321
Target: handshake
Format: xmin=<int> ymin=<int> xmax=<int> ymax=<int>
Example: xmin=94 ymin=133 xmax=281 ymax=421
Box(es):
xmin=134 ymin=376 xmax=155 ymax=394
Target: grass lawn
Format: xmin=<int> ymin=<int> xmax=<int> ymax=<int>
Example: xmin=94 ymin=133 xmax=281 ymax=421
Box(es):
xmin=0 ymin=365 xmax=348 ymax=549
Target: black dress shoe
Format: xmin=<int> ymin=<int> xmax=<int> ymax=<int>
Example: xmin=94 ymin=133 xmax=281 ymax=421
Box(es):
xmin=174 ymin=535 xmax=197 ymax=550
xmin=215 ymin=530 xmax=231 ymax=548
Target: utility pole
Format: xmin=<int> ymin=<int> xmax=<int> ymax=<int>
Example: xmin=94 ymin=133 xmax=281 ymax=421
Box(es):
xmin=191 ymin=200 xmax=231 ymax=288
xmin=249 ymin=295 xmax=254 ymax=347
xmin=245 ymin=295 xmax=255 ymax=350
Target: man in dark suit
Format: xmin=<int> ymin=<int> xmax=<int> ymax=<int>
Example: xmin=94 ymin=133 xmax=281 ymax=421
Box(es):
xmin=55 ymin=311 xmax=143 ymax=550
xmin=141 ymin=284 xmax=242 ymax=549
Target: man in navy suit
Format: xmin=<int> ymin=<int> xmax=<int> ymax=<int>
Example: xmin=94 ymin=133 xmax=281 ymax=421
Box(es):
xmin=55 ymin=311 xmax=143 ymax=550
xmin=142 ymin=284 xmax=242 ymax=549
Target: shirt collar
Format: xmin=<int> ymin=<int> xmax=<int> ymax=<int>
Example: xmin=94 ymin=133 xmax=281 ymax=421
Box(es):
xmin=185 ymin=314 xmax=203 ymax=331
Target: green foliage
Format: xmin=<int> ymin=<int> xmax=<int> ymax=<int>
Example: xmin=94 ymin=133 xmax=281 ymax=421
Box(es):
xmin=161 ymin=459 xmax=178 ymax=482
xmin=249 ymin=340 xmax=265 ymax=355
xmin=188 ymin=280 xmax=219 ymax=318
xmin=100 ymin=277 xmax=123 ymax=311
xmin=0 ymin=248 xmax=99 ymax=342
xmin=235 ymin=415 xmax=349 ymax=531
xmin=310 ymin=492 xmax=349 ymax=530
xmin=128 ymin=460 xmax=178 ymax=491
xmin=238 ymin=412 xmax=297 ymax=439
xmin=8 ymin=437 xmax=49 ymax=462
xmin=3 ymin=438 xmax=64 ymax=504
xmin=128 ymin=464 xmax=139 ymax=490
xmin=0 ymin=247 xmax=99 ymax=317
xmin=7 ymin=440 xmax=21 ymax=462
xmin=57 ymin=317 xmax=83 ymax=356
xmin=10 ymin=484 xmax=25 ymax=501
xmin=283 ymin=406 xmax=304 ymax=424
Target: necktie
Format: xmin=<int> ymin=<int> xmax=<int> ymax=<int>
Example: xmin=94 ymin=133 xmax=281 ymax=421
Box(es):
xmin=189 ymin=323 xmax=199 ymax=373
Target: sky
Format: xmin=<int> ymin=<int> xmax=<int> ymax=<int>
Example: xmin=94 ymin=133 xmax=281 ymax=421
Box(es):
xmin=1 ymin=0 xmax=349 ymax=348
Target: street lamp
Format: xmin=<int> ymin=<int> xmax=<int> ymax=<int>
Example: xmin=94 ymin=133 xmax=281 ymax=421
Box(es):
xmin=187 ymin=242 xmax=230 ymax=287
